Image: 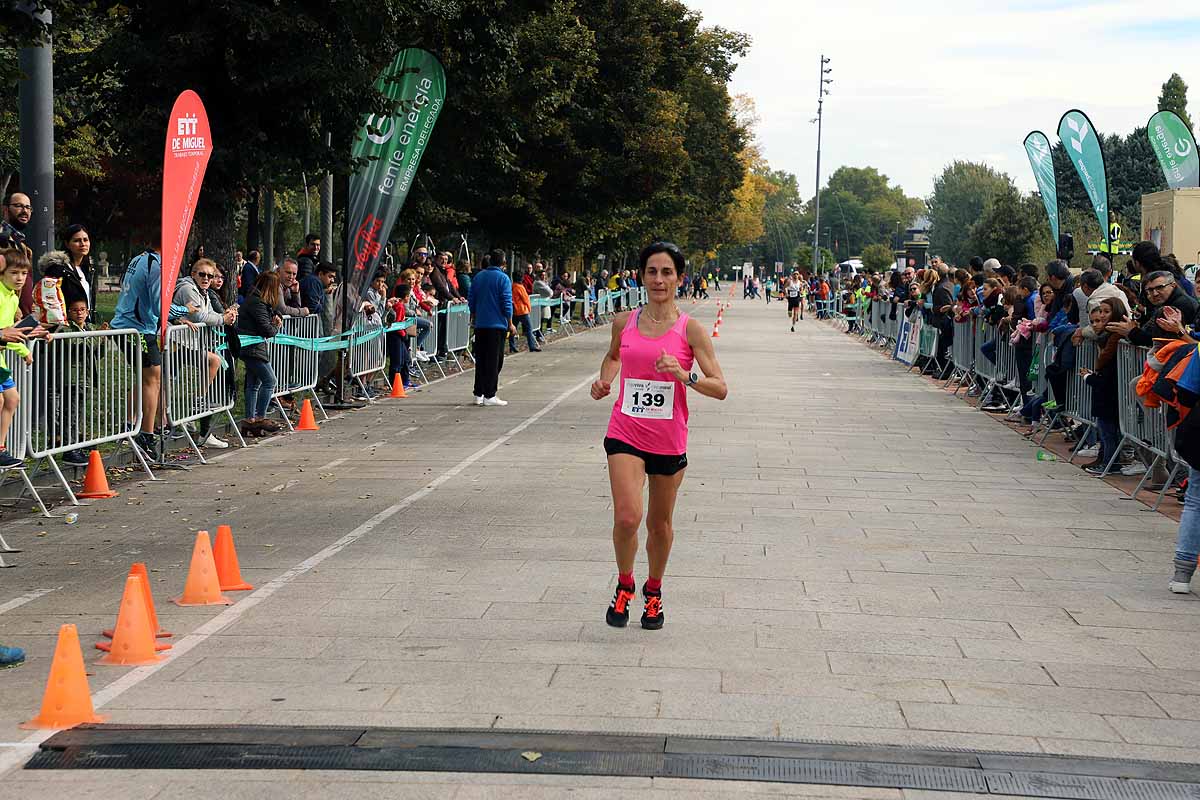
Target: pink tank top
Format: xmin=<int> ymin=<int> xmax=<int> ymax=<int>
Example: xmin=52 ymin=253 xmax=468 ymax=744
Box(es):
xmin=606 ymin=309 xmax=694 ymax=455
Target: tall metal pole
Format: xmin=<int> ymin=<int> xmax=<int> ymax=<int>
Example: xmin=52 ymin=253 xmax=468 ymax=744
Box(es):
xmin=17 ymin=5 xmax=54 ymax=262
xmin=811 ymin=55 xmax=831 ymax=275
xmin=263 ymin=187 xmax=275 ymax=268
xmin=321 ymin=132 xmax=334 ymax=260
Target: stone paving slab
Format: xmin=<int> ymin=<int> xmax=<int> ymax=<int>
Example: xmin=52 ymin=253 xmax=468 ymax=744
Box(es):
xmin=2 ymin=297 xmax=1199 ymax=796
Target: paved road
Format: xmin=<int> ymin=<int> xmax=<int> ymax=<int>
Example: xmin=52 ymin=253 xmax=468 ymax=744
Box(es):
xmin=2 ymin=295 xmax=1197 ymax=797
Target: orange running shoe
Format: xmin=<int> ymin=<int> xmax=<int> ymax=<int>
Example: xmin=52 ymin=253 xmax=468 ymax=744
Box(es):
xmin=641 ymin=584 xmax=664 ymax=630
xmin=606 ymin=583 xmax=636 ymax=628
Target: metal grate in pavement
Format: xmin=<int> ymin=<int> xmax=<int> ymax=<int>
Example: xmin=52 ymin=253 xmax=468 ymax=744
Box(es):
xmin=24 ymin=724 xmax=1200 ymax=800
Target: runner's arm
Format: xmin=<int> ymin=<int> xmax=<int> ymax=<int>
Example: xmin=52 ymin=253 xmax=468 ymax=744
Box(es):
xmin=681 ymin=318 xmax=728 ymax=400
xmin=591 ymin=311 xmax=629 ymax=399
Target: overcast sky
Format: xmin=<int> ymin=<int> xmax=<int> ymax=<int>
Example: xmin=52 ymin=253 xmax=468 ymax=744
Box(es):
xmin=684 ymin=0 xmax=1199 ymax=201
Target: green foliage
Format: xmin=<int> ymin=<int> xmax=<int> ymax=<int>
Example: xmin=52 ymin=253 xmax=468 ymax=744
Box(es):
xmin=1159 ymin=73 xmax=1193 ymax=132
xmin=804 ymin=167 xmax=923 ymax=261
xmin=1051 ymin=128 xmax=1165 ymax=227
xmin=965 ymin=185 xmax=1046 ymax=267
xmin=861 ymin=243 xmax=895 ymax=272
xmin=927 ymin=161 xmax=1012 ymax=264
xmin=34 ymin=0 xmax=747 ymax=264
xmin=793 ymin=242 xmax=835 ymax=272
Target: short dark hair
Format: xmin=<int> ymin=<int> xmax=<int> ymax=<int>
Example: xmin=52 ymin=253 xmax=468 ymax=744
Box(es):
xmin=315 ymin=261 xmax=338 ymax=275
xmin=1079 ymin=269 xmax=1105 ymax=290
xmin=394 ymin=283 xmax=411 ymax=299
xmin=969 ymin=256 xmax=984 ymax=270
xmin=1132 ymin=241 xmax=1163 ymax=271
xmin=1019 ymin=263 xmax=1039 ymax=279
xmin=1145 ymin=270 xmax=1175 ymax=286
xmin=1090 ymin=254 xmax=1112 ymax=275
xmin=1045 ymin=260 xmax=1071 ymax=280
xmin=247 ymin=250 xmax=260 ymax=262
xmin=488 ymin=249 xmax=507 ymax=268
xmin=1017 ymin=277 xmax=1038 ymax=293
xmin=305 ymin=233 xmax=321 ymax=246
xmin=638 ymin=241 xmax=685 ymax=275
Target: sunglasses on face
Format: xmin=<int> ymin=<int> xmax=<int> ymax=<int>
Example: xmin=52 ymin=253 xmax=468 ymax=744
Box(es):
xmin=1147 ymin=282 xmax=1174 ymax=293
xmin=196 ymin=272 xmax=216 ymax=280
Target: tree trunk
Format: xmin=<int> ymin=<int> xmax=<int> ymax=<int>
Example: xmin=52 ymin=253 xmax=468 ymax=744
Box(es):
xmin=192 ymin=193 xmax=239 ymax=307
xmin=246 ymin=186 xmax=260 ymax=253
xmin=263 ymin=188 xmax=275 ymax=269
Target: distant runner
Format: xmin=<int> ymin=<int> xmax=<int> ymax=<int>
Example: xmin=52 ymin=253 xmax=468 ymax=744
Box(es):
xmin=785 ymin=271 xmax=803 ymax=331
xmin=591 ymin=242 xmax=728 ymax=630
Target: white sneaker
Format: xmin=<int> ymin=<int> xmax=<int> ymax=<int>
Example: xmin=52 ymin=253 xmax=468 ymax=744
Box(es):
xmin=1170 ymin=579 xmax=1193 ymax=594
xmin=474 ymin=395 xmax=484 ymax=406
xmin=1077 ymin=445 xmax=1100 ymax=458
xmin=202 ymin=433 xmax=229 ymax=449
xmin=482 ymin=396 xmax=508 ymax=406
xmin=1119 ymin=462 xmax=1148 ymax=476
xmin=415 ymin=350 xmax=431 ymax=363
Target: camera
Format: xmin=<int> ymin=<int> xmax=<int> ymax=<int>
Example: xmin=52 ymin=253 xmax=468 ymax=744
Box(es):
xmin=0 ymin=220 xmax=25 ymax=249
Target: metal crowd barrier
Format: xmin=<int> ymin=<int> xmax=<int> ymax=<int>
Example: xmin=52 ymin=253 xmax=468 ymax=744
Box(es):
xmin=0 ymin=357 xmax=48 ymax=530
xmin=528 ymin=296 xmax=543 ymax=333
xmin=164 ymin=323 xmax=245 ymax=462
xmin=348 ymin=319 xmax=387 ymax=399
xmin=1111 ymin=341 xmax=1174 ymax=500
xmin=973 ymin=318 xmax=995 ymax=385
xmin=1060 ymin=338 xmax=1098 ymax=460
xmin=946 ymin=318 xmax=975 ymax=393
xmin=445 ymin=303 xmax=472 ymax=369
xmin=991 ymin=331 xmax=1020 ymax=409
xmin=266 ymin=314 xmax=328 ymax=430
xmin=27 ymin=329 xmax=155 ymax=503
xmin=573 ymin=293 xmax=594 ymax=327
xmin=914 ymin=323 xmax=941 ymax=375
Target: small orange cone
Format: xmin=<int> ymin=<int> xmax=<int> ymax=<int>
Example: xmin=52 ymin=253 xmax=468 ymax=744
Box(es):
xmin=97 ymin=575 xmax=166 ymax=666
xmin=100 ymin=563 xmax=172 ymax=650
xmin=389 ymin=373 xmax=407 ymax=399
xmin=296 ymin=399 xmax=319 ymax=431
xmin=77 ymin=449 xmax=117 ymax=499
xmin=21 ymin=624 xmax=107 ymax=730
xmin=213 ymin=524 xmax=254 ymax=592
xmin=173 ymin=531 xmax=233 ymax=607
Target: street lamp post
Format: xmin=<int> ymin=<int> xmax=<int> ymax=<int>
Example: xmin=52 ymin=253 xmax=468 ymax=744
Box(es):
xmin=811 ymin=54 xmax=831 ymax=276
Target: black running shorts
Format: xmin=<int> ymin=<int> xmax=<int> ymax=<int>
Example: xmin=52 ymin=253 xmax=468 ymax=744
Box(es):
xmin=603 ymin=437 xmax=688 ymax=476
xmin=787 ymin=296 xmax=801 ymax=310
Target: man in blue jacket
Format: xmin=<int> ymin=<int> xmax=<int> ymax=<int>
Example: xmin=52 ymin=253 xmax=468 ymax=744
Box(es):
xmin=468 ymin=250 xmax=515 ymax=406
xmin=112 ymin=248 xmax=193 ymax=451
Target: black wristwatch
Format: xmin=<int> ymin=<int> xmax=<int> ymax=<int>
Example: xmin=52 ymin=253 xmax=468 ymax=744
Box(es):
xmin=687 ymin=371 xmax=699 ymax=386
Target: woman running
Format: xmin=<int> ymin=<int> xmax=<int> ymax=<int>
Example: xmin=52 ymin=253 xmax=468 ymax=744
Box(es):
xmin=591 ymin=242 xmax=728 ymax=629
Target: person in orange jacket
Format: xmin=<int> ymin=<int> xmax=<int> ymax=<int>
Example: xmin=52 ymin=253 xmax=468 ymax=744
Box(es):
xmin=509 ymin=266 xmax=541 ymax=353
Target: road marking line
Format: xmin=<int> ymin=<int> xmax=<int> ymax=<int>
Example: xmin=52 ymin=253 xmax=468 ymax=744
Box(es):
xmin=362 ymin=440 xmax=388 ymax=451
xmin=318 ymin=457 xmax=348 ymax=470
xmin=0 ymin=373 xmax=594 ymax=775
xmin=0 ymin=587 xmax=60 ymax=615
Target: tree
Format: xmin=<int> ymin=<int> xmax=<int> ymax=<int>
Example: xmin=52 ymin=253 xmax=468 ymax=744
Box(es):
xmin=965 ymin=185 xmax=1045 ymax=266
xmin=1159 ymin=72 xmax=1193 ymax=132
xmin=927 ymin=161 xmax=1012 ymax=264
xmin=805 ymin=167 xmax=922 ymax=260
xmin=861 ymin=243 xmax=894 ymax=272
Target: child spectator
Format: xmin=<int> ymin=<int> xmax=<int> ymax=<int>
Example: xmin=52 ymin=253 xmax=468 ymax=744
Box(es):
xmin=387 ymin=283 xmax=414 ymax=390
xmin=55 ymin=296 xmax=96 ymax=467
xmin=509 ymin=267 xmax=539 ymax=353
xmin=1080 ymin=298 xmax=1128 ymax=475
xmin=0 ymin=249 xmax=35 ymax=468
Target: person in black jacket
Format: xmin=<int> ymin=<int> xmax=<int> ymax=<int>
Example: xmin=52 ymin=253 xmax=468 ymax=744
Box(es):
xmin=1109 ymin=270 xmax=1199 ymax=347
xmin=237 ymin=271 xmax=283 ymax=438
xmin=61 ymin=224 xmax=96 ymax=319
xmin=930 ymin=266 xmax=955 ymax=377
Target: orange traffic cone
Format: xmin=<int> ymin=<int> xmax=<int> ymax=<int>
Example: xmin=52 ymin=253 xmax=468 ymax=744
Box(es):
xmin=20 ymin=624 xmax=107 ymax=730
xmin=296 ymin=399 xmax=319 ymax=431
xmin=97 ymin=575 xmax=166 ymax=666
xmin=77 ymin=449 xmax=117 ymax=499
xmin=213 ymin=524 xmax=253 ymax=592
xmin=173 ymin=531 xmax=233 ymax=607
xmin=389 ymin=374 xmax=407 ymax=399
xmin=100 ymin=563 xmax=172 ymax=650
